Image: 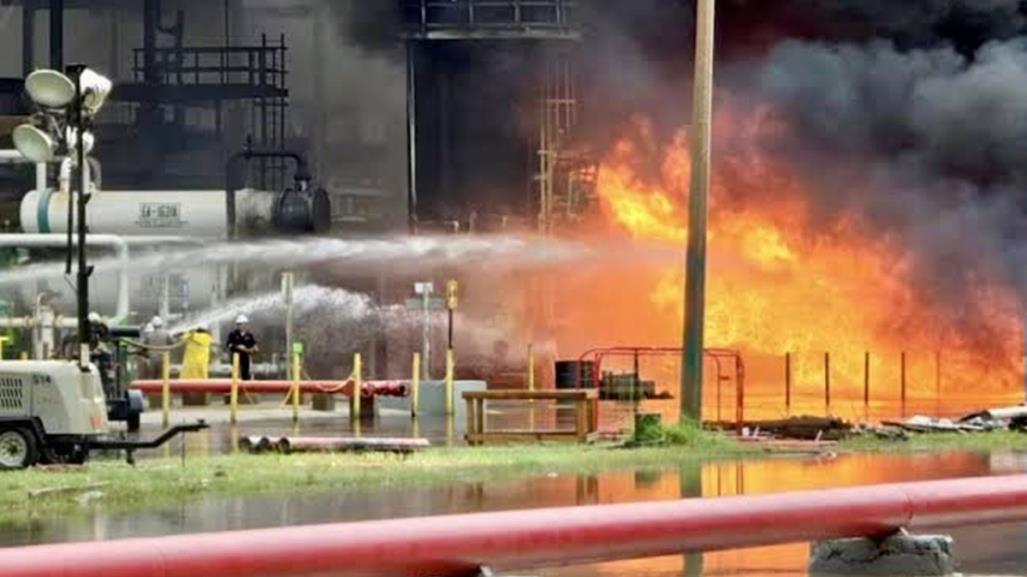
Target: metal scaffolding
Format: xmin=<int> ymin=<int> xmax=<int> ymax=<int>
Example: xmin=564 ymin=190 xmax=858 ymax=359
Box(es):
xmin=536 ymin=50 xmax=580 ymax=234
xmin=119 ymin=34 xmax=289 ymax=190
xmin=403 ymin=0 xmax=579 ymax=40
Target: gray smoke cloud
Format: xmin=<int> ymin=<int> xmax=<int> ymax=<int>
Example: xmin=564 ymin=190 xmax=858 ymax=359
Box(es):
xmin=761 ymin=39 xmax=1027 ymax=187
xmin=747 ymin=36 xmax=1027 ymax=331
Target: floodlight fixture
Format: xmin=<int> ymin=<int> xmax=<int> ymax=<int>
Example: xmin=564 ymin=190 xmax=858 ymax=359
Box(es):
xmin=78 ymin=68 xmax=112 ymax=115
xmin=12 ymin=124 xmax=57 ymax=163
xmin=64 ymin=127 xmax=95 ymax=157
xmin=24 ymin=69 xmax=76 ymax=109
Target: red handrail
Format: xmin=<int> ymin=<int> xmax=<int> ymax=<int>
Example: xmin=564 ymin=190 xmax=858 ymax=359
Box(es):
xmin=2 ymin=475 xmax=1026 ymax=577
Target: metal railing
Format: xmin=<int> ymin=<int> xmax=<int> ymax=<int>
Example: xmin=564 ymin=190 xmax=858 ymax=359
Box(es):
xmin=403 ymin=0 xmax=578 ymax=36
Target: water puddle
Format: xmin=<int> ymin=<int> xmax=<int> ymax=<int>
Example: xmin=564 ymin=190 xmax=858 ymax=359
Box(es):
xmin=4 ymin=451 xmax=1027 ymax=576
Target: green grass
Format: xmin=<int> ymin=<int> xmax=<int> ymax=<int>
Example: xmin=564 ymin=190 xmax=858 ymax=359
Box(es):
xmin=628 ymin=417 xmax=737 ymax=450
xmin=5 ymin=427 xmax=1024 ymax=531
xmin=0 ymin=440 xmax=753 ymax=527
xmin=839 ymin=429 xmax=1027 ymax=453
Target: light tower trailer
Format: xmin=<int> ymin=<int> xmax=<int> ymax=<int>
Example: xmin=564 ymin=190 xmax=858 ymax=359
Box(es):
xmin=0 ymin=360 xmax=206 ymax=469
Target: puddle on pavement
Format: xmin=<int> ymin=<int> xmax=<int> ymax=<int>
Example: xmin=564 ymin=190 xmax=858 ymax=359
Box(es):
xmin=5 ymin=451 xmax=1027 ymax=576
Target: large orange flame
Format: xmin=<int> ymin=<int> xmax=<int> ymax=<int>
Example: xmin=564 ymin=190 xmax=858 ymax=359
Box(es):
xmin=567 ymin=109 xmax=1023 ymax=415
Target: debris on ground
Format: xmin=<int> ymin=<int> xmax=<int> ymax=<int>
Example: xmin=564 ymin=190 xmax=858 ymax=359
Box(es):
xmin=714 ymin=416 xmax=852 ymax=441
xmin=860 ymin=404 xmax=1027 ymax=438
xmin=880 ymin=415 xmax=985 ymax=434
xmin=28 ymin=482 xmax=109 ymax=500
xmin=240 ymin=436 xmax=430 ymax=455
xmin=957 ymin=404 xmax=1027 ymax=431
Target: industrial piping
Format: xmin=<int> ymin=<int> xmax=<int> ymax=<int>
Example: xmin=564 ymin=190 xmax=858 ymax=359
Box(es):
xmin=129 ymin=378 xmax=408 ymax=397
xmin=2 ymin=475 xmax=1027 ymax=577
xmin=0 ymin=233 xmax=131 ymax=326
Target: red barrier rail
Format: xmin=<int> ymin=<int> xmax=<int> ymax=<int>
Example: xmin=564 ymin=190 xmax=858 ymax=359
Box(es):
xmin=2 ymin=475 xmax=1027 ymax=577
xmin=130 ymin=379 xmax=408 ymax=398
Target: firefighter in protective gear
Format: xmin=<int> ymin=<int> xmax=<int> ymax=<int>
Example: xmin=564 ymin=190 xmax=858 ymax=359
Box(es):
xmin=227 ymin=315 xmax=258 ymax=380
xmin=181 ymin=324 xmax=213 ymax=379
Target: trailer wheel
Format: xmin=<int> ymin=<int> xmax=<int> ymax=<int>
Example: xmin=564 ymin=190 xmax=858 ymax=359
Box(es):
xmin=0 ymin=428 xmax=38 ymax=470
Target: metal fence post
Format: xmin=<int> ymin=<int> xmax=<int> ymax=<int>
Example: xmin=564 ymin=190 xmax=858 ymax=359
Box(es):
xmin=411 ymin=352 xmax=421 ymax=417
xmin=161 ymin=351 xmax=171 ymax=427
xmin=900 ymin=351 xmax=907 ymax=419
xmin=445 ymin=349 xmax=455 ymax=415
xmin=784 ymin=352 xmax=791 ymax=415
xmin=230 ymin=353 xmax=240 ymax=425
xmin=824 ymin=351 xmax=831 ymax=415
xmin=352 ymin=353 xmax=362 ymax=421
xmin=291 ymin=351 xmax=301 ymax=423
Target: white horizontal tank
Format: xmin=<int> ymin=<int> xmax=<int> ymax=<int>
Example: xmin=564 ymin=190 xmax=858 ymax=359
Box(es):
xmin=20 ymin=188 xmax=276 ymax=238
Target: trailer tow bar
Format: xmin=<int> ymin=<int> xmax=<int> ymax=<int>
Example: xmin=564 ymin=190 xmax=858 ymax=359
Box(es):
xmin=87 ymin=421 xmax=208 ymax=465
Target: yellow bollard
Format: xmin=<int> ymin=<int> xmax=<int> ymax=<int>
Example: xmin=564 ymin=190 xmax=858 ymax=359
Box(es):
xmin=290 ymin=351 xmax=301 ymax=423
xmin=445 ymin=348 xmax=455 ymax=415
xmin=0 ymin=336 xmax=7 ymax=359
xmin=230 ymin=353 xmax=240 ymax=425
xmin=527 ymin=343 xmax=535 ymax=391
xmin=161 ymin=351 xmax=171 ymax=428
xmin=19 ymin=351 xmax=27 ymax=361
xmin=411 ymin=352 xmax=421 ymax=417
xmin=351 ymin=353 xmax=362 ymax=421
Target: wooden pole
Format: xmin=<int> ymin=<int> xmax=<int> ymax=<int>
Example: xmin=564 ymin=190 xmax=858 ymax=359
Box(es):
xmin=681 ymin=0 xmax=716 ymax=423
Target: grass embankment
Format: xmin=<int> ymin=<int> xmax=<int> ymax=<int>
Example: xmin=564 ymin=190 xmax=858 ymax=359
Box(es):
xmin=5 ymin=423 xmax=1024 ymax=527
xmin=0 ymin=428 xmax=749 ymax=526
xmin=838 ymin=429 xmax=1027 ymax=453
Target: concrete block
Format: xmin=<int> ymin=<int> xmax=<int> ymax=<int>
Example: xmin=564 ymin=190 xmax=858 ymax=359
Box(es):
xmin=182 ymin=392 xmax=209 ymax=406
xmin=809 ymin=534 xmax=955 ymax=577
xmin=312 ymin=393 xmax=335 ymax=412
xmin=377 ymin=380 xmax=487 ymax=421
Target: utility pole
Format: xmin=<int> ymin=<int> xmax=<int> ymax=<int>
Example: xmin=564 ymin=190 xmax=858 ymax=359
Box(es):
xmin=681 ymin=0 xmax=716 ymax=422
xmin=70 ymin=64 xmax=92 ymax=370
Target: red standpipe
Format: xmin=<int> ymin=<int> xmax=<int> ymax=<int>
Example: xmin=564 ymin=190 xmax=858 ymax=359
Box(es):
xmin=129 ymin=379 xmax=408 ymax=397
xmin=2 ymin=475 xmax=1027 ymax=577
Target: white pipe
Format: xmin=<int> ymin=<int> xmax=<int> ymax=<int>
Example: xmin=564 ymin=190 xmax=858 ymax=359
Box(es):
xmin=0 ymin=233 xmax=131 ymax=326
xmin=35 ymin=163 xmax=46 ymax=192
xmin=86 ymin=157 xmax=101 ymax=191
xmin=58 ymin=157 xmax=72 ymax=194
xmin=0 ymin=150 xmax=30 ymax=164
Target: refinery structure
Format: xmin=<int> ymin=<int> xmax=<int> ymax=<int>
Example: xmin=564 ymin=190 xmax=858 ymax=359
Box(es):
xmin=0 ymin=0 xmax=1024 ymax=421
xmin=4 ymin=2 xmax=1027 ymax=577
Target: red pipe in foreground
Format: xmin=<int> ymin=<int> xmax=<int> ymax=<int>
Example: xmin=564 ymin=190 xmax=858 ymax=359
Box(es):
xmin=129 ymin=379 xmax=408 ymax=397
xmin=2 ymin=475 xmax=1027 ymax=577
